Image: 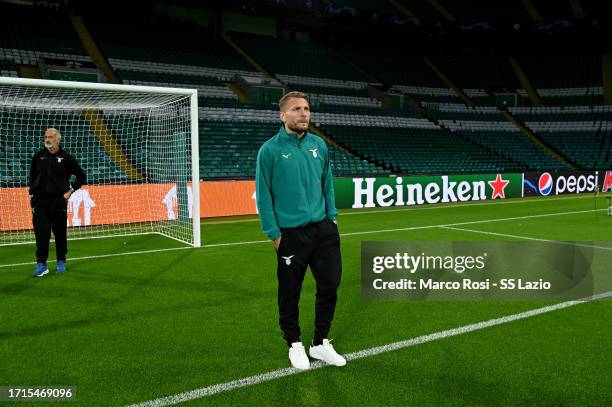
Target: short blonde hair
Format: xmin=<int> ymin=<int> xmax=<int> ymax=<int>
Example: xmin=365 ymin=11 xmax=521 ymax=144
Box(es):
xmin=279 ymin=91 xmax=309 ymax=111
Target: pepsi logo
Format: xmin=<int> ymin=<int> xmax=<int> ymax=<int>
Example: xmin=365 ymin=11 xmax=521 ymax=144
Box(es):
xmin=538 ymin=173 xmax=553 ymax=196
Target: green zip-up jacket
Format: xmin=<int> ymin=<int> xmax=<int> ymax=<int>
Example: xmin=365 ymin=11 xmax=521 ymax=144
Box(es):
xmin=256 ymin=126 xmax=337 ymax=240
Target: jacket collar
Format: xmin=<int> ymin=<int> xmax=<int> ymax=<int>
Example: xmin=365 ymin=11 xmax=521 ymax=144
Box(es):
xmin=43 ymin=146 xmax=63 ymax=156
xmin=278 ymin=125 xmax=309 ymax=145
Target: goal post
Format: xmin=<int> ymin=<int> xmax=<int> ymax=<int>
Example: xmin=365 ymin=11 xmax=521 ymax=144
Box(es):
xmin=0 ymin=77 xmax=200 ymax=247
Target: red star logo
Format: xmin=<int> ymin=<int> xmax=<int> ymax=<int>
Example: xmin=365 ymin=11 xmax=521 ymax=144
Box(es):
xmin=488 ymin=174 xmax=509 ymax=199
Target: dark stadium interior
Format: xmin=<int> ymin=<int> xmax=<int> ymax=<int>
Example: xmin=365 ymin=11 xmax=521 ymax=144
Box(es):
xmin=1 ymin=3 xmax=612 ymax=405
xmin=1 ymin=0 xmax=611 ymax=183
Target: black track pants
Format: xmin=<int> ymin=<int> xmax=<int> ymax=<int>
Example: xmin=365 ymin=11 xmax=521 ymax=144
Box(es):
xmin=276 ymin=219 xmax=342 ymax=345
xmin=32 ymin=195 xmax=68 ymax=263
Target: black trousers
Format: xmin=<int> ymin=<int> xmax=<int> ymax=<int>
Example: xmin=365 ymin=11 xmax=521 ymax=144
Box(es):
xmin=31 ymin=195 xmax=68 ymax=263
xmin=276 ymin=219 xmax=342 ymax=345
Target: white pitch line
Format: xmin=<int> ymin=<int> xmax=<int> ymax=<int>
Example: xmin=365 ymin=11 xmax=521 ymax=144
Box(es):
xmin=0 ymin=246 xmax=193 ymax=268
xmin=441 ymin=226 xmax=612 ymax=252
xmin=203 ymin=239 xmax=269 ymax=248
xmin=339 ymin=208 xmax=605 ymax=237
xmin=125 ymin=290 xmax=612 ymax=407
xmin=0 ymin=208 xmax=606 ymax=269
xmin=200 ymin=194 xmax=602 ymax=225
xmin=0 ymin=231 xmax=159 ymax=247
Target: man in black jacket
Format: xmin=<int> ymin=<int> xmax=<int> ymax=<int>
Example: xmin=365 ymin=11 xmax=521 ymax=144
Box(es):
xmin=29 ymin=128 xmax=86 ymax=277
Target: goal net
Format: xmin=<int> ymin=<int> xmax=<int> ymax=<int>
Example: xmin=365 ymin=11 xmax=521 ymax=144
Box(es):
xmin=0 ymin=77 xmax=200 ymax=247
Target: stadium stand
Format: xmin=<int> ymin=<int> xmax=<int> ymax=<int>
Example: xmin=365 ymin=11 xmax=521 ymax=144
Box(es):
xmin=426 ymin=103 xmax=569 ymax=170
xmin=320 ymin=124 xmax=522 ymax=174
xmin=1 ymin=1 xmax=610 ymax=183
xmin=516 ymin=55 xmax=604 ymax=106
xmin=231 ymin=32 xmax=372 ymax=82
xmin=0 ymin=4 xmax=91 ymax=65
xmin=512 ymin=105 xmax=612 ymax=168
xmin=0 ymin=111 xmax=128 ymax=185
xmin=0 ymin=59 xmax=18 ymax=77
xmin=199 ymin=121 xmax=386 ymax=179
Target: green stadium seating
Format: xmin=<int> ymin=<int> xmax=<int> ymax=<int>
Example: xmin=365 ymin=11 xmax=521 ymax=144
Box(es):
xmin=0 ymin=112 xmax=128 ymax=186
xmin=459 ymin=130 xmax=568 ymax=171
xmin=231 ymin=33 xmax=371 ymax=82
xmin=199 ymin=121 xmax=387 ymax=179
xmin=321 ymin=124 xmax=525 ymax=174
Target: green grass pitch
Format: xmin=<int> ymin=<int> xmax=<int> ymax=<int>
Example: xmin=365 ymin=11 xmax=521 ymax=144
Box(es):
xmin=1 ymin=194 xmax=611 ymax=406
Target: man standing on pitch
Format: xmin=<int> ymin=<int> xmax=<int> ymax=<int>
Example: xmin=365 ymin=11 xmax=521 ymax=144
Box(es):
xmin=29 ymin=128 xmax=86 ymax=277
xmin=256 ymin=92 xmax=345 ymax=370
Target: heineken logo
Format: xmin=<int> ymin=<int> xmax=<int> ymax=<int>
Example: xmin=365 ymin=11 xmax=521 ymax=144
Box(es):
xmin=351 ymin=174 xmax=511 ymax=208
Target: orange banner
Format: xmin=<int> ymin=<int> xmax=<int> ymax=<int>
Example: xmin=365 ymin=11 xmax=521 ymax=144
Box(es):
xmin=0 ymin=181 xmax=257 ymax=232
xmin=201 ymin=180 xmax=256 ymax=218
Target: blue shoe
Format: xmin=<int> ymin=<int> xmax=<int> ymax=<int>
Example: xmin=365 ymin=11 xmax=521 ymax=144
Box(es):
xmin=33 ymin=262 xmax=49 ymax=277
xmin=57 ymin=261 xmax=66 ymax=273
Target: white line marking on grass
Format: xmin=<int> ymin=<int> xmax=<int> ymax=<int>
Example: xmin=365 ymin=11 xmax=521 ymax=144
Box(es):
xmin=0 ymin=231 xmax=159 ymax=247
xmin=0 ymin=246 xmax=193 ymax=268
xmin=441 ymin=226 xmax=612 ymax=252
xmin=339 ymin=208 xmax=605 ymax=237
xmin=203 ymin=239 xmax=269 ymax=248
xmin=199 ymin=194 xmax=602 ymax=224
xmin=1 ymin=208 xmax=606 ymax=269
xmin=125 ymin=290 xmax=612 ymax=407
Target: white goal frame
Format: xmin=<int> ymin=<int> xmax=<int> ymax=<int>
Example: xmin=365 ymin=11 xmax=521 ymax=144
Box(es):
xmin=0 ymin=77 xmax=200 ymax=248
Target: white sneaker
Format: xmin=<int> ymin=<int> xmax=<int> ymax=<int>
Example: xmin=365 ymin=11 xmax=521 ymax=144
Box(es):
xmin=309 ymin=339 xmax=346 ymax=366
xmin=289 ymin=342 xmax=310 ymax=370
